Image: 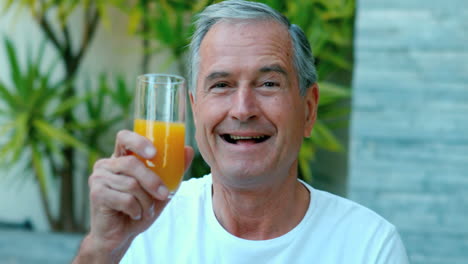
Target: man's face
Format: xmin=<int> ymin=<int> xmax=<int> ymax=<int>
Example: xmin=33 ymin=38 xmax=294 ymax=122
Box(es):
xmin=191 ymin=20 xmax=318 ymax=189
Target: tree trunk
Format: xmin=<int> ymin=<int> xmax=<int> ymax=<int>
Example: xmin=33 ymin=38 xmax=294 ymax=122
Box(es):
xmin=32 ymin=148 xmax=60 ymax=231
xmin=59 ymin=146 xmax=76 ymax=232
xmin=57 ymin=69 xmax=76 ymax=231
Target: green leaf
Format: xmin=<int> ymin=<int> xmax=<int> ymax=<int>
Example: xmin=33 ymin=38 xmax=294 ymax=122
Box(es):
xmin=192 ymin=0 xmax=210 ymax=12
xmin=60 ymin=0 xmax=80 ymax=24
xmin=310 ymin=120 xmax=343 ymax=152
xmin=321 ymin=9 xmax=352 ymax=21
xmin=0 ymin=112 xmax=28 ymax=163
xmin=31 ymin=142 xmax=48 ymax=199
xmin=51 ymin=93 xmax=90 ymax=118
xmin=299 ymin=156 xmax=313 ymax=183
xmin=37 ymin=129 xmax=63 ymax=164
xmin=96 ymin=74 xmax=109 ymax=115
xmin=161 ymin=0 xmax=177 ymax=27
xmin=318 ymin=82 xmax=350 ymax=106
xmin=114 ymin=75 xmax=131 ymax=108
xmin=34 ymin=120 xmax=88 ymax=151
xmin=127 ymin=8 xmax=142 ymax=33
xmin=28 ymin=84 xmax=48 ymax=113
xmin=66 ymin=120 xmax=100 ymax=130
xmin=299 ymin=142 xmax=316 ymax=183
xmin=0 ymin=81 xmax=20 ymax=109
xmin=83 ymin=77 xmax=97 ymax=118
xmin=0 ymin=138 xmax=18 ymax=165
xmin=0 ymin=120 xmax=16 ymax=147
xmin=300 ymin=139 xmax=316 ymax=157
xmin=318 ymin=106 xmax=350 ymax=120
xmin=34 ymin=38 xmax=48 ymax=70
xmin=319 ymin=50 xmax=352 ymax=70
xmin=4 ymin=37 xmax=22 ymax=91
xmin=158 ymin=21 xmax=174 ymax=46
xmin=34 ymin=78 xmax=61 ymax=113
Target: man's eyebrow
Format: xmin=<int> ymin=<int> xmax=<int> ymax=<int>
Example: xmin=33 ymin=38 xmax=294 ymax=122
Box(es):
xmin=206 ymin=71 xmax=230 ymax=81
xmin=259 ymin=64 xmax=287 ymax=76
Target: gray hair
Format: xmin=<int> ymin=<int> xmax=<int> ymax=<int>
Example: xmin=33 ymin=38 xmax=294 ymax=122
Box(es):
xmin=188 ymin=0 xmax=317 ymax=97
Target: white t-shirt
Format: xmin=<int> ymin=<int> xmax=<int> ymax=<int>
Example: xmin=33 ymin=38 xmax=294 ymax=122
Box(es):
xmin=121 ymin=175 xmax=409 ymax=263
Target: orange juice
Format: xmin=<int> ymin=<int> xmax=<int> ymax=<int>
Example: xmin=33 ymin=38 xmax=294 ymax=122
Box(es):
xmin=133 ymin=119 xmax=185 ymax=192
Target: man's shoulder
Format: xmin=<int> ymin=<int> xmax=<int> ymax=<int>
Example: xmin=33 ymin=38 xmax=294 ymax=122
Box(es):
xmin=299 ymin=183 xmax=408 ymax=262
xmin=306 ymin=183 xmax=396 ymax=233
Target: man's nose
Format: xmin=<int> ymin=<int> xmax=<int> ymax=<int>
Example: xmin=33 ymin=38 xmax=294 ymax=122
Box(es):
xmin=229 ymin=86 xmax=259 ymax=122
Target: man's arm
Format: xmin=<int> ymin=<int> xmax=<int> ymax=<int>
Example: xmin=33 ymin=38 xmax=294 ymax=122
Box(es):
xmin=73 ymin=130 xmax=194 ymax=263
xmin=73 ymin=234 xmax=126 ymax=263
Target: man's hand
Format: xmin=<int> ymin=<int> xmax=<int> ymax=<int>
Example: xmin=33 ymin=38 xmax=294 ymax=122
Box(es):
xmin=74 ymin=130 xmax=194 ymax=263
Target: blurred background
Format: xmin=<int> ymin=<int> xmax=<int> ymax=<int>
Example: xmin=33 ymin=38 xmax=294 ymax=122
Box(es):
xmin=0 ymin=0 xmax=466 ymax=263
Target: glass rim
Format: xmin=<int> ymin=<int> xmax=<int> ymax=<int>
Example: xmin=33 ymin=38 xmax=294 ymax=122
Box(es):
xmin=138 ymin=73 xmax=185 ymax=85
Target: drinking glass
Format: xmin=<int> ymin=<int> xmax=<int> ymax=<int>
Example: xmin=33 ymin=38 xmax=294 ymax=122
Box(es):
xmin=133 ymin=73 xmax=186 ymax=197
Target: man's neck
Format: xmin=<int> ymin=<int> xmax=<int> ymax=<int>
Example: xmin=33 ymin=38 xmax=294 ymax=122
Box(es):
xmin=211 ymin=167 xmax=310 ymax=240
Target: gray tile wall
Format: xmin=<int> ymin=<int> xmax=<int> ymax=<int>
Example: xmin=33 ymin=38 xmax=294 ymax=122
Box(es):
xmin=349 ymin=1 xmax=468 ymax=263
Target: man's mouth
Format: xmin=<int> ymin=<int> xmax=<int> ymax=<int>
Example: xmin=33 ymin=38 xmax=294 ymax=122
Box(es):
xmin=221 ymin=134 xmax=270 ymax=144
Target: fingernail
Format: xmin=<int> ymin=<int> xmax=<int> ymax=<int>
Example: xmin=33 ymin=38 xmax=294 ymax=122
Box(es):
xmin=148 ymin=203 xmax=155 ymax=218
xmin=145 ymin=146 xmax=156 ymax=158
xmin=157 ymin=185 xmax=169 ymax=199
xmin=132 ymin=214 xmax=141 ymax=221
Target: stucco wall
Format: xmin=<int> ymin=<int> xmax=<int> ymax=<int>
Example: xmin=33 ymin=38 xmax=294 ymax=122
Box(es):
xmin=349 ymin=0 xmax=468 ymax=263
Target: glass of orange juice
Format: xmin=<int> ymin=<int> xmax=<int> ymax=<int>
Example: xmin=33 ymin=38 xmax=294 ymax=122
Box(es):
xmin=134 ymin=74 xmax=186 ymax=197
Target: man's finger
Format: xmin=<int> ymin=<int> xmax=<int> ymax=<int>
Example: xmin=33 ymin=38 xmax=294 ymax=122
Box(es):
xmin=113 ymin=130 xmax=156 ymax=159
xmin=102 ymin=156 xmax=169 ymax=201
xmin=90 ymin=181 xmax=143 ymax=221
xmin=99 ymin=169 xmax=155 ymax=218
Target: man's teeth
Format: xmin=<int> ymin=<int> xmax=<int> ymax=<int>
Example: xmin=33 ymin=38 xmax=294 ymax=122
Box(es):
xmin=230 ymin=135 xmax=265 ymax=140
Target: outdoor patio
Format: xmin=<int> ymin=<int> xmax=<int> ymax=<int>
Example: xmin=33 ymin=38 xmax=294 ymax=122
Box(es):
xmin=0 ymin=229 xmax=83 ymax=264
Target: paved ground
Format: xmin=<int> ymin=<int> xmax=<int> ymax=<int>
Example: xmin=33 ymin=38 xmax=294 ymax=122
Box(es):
xmin=0 ymin=229 xmax=84 ymax=264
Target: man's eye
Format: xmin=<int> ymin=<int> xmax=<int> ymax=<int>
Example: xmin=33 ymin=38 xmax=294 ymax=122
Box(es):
xmin=208 ymin=82 xmax=231 ymax=94
xmin=213 ymin=82 xmax=228 ymax=88
xmin=263 ymin=81 xmax=279 ymax=87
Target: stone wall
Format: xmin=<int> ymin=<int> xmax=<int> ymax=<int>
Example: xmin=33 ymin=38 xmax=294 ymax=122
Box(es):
xmin=349 ymin=0 xmax=468 ymax=263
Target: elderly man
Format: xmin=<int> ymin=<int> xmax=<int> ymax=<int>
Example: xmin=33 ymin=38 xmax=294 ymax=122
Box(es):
xmin=74 ymin=0 xmax=409 ymax=263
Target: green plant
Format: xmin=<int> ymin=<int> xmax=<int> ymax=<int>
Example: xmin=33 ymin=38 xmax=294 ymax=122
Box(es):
xmin=0 ymin=38 xmax=88 ymax=230
xmin=0 ymin=35 xmax=135 ymax=231
xmin=0 ymin=39 xmax=133 ymax=230
xmin=2 ymin=0 xmax=107 ymax=231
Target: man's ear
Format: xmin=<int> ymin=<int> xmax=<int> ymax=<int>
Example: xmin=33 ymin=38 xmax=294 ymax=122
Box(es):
xmin=303 ymin=83 xmax=319 ymax=138
xmin=190 ymin=92 xmax=197 ymax=125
